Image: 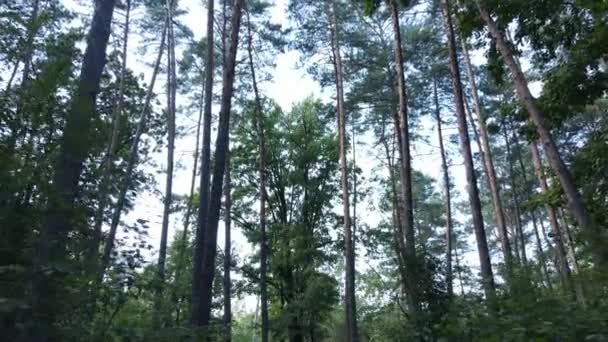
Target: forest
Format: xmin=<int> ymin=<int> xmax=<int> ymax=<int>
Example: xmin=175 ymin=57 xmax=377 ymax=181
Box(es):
xmin=0 ymin=0 xmax=607 ymax=340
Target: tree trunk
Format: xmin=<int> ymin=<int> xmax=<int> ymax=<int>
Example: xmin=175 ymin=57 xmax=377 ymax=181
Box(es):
xmin=476 ymin=1 xmax=605 ymax=266
xmin=508 ymin=122 xmax=552 ymax=288
xmin=387 ymin=0 xmax=419 ymax=314
xmin=34 ymin=0 xmax=118 ymax=338
xmin=91 ymin=0 xmax=132 ymax=263
xmin=173 ymin=54 xmax=205 ymax=327
xmin=193 ymin=0 xmax=243 ymax=328
xmin=433 ymin=77 xmax=453 ymax=298
xmin=441 ymin=0 xmax=495 ymax=298
xmin=459 ymin=34 xmax=513 ymax=271
xmin=328 ymin=1 xmax=358 ymax=340
xmin=501 ymin=120 xmax=527 ymax=265
xmin=154 ymin=0 xmax=177 ymax=326
xmin=223 ymin=151 xmax=232 ymax=342
xmin=191 ymin=0 xmax=216 ymax=326
xmin=97 ymin=20 xmax=167 ymax=286
xmin=530 ymin=142 xmax=579 ymax=297
xmin=245 ymin=7 xmax=269 ymax=341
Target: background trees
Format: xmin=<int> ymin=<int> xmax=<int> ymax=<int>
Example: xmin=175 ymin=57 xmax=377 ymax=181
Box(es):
xmin=0 ymin=0 xmax=607 ymax=340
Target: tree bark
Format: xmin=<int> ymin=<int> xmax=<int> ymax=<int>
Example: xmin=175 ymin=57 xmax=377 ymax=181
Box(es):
xmin=459 ymin=34 xmax=513 ymax=271
xmin=476 ymin=1 xmax=604 ymax=266
xmin=387 ymin=0 xmax=420 ymax=314
xmin=35 ymin=0 xmax=118 ymax=338
xmin=223 ymin=151 xmax=232 ymax=342
xmin=91 ymin=0 xmax=132 ymax=263
xmin=154 ymin=0 xmax=177 ymax=326
xmin=193 ymin=0 xmax=243 ymax=329
xmin=97 ymin=20 xmax=167 ymax=286
xmin=191 ymin=0 xmax=216 ymax=326
xmin=441 ymin=0 xmax=495 ymax=298
xmin=245 ymin=7 xmax=269 ymax=341
xmin=433 ymin=77 xmax=453 ymax=298
xmin=328 ymin=0 xmax=358 ymax=339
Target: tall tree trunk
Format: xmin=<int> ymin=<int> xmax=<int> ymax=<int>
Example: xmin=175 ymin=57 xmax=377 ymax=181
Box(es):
xmin=387 ymin=0 xmax=419 ymax=314
xmin=530 ymin=142 xmax=579 ymax=297
xmin=173 ymin=62 xmax=205 ymax=326
xmin=193 ymin=0 xmax=243 ymax=329
xmin=245 ymin=7 xmax=269 ymax=341
xmin=223 ymin=152 xmax=232 ymax=342
xmin=476 ymin=1 xmax=605 ymax=266
xmin=97 ymin=20 xmax=167 ymax=286
xmin=328 ymin=1 xmax=358 ymax=340
xmin=433 ymin=77 xmax=453 ymax=298
xmin=441 ymin=0 xmax=495 ymax=298
xmin=154 ymin=0 xmax=177 ymax=326
xmin=459 ymin=34 xmax=513 ymax=271
xmin=191 ymin=0 xmax=216 ymax=325
xmin=501 ymin=120 xmax=527 ymax=265
xmin=91 ymin=0 xmax=132 ymax=262
xmin=34 ymin=0 xmax=118 ymax=338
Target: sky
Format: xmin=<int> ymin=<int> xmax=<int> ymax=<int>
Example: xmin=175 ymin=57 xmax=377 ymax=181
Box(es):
xmin=58 ymin=0 xmax=544 ymax=314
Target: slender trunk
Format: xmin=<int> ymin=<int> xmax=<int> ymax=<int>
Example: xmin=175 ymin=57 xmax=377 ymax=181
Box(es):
xmin=154 ymin=0 xmax=177 ymax=326
xmin=381 ymin=101 xmax=408 ymax=305
xmin=194 ymin=0 xmax=243 ymax=328
xmin=173 ymin=64 xmax=205 ymax=326
xmin=559 ymin=208 xmax=587 ymax=306
xmin=35 ymin=0 xmax=117 ymax=337
xmin=387 ymin=0 xmax=419 ymax=314
xmin=191 ymin=0 xmax=215 ymax=325
xmin=530 ymin=142 xmax=578 ymax=296
xmin=97 ymin=21 xmax=167 ymax=285
xmin=476 ymin=1 xmax=604 ymax=266
xmin=245 ymin=8 xmax=269 ymax=341
xmin=460 ymin=34 xmax=513 ymax=271
xmin=453 ymin=241 xmax=466 ymax=295
xmin=509 ymin=123 xmax=551 ymax=288
xmin=91 ymin=0 xmax=132 ymax=262
xmin=223 ymin=152 xmax=232 ymax=342
xmin=501 ymin=120 xmax=527 ymax=265
xmin=441 ymin=0 xmax=495 ymax=298
xmin=352 ymin=120 xmax=358 ymax=243
xmin=328 ymin=1 xmax=358 ymax=340
xmin=433 ymin=78 xmax=453 ymax=298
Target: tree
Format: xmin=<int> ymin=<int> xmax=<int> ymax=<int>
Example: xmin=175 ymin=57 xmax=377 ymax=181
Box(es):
xmin=33 ymin=0 xmax=118 ymax=338
xmin=328 ymin=0 xmax=359 ymax=339
xmin=386 ymin=0 xmax=420 ymax=313
xmin=191 ymin=0 xmax=216 ymax=326
xmin=433 ymin=77 xmax=453 ymax=298
xmin=475 ymin=0 xmax=606 ymax=266
xmin=245 ymin=5 xmax=270 ymax=340
xmin=441 ymin=0 xmax=495 ymax=298
xmin=193 ymin=0 xmax=243 ymax=330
